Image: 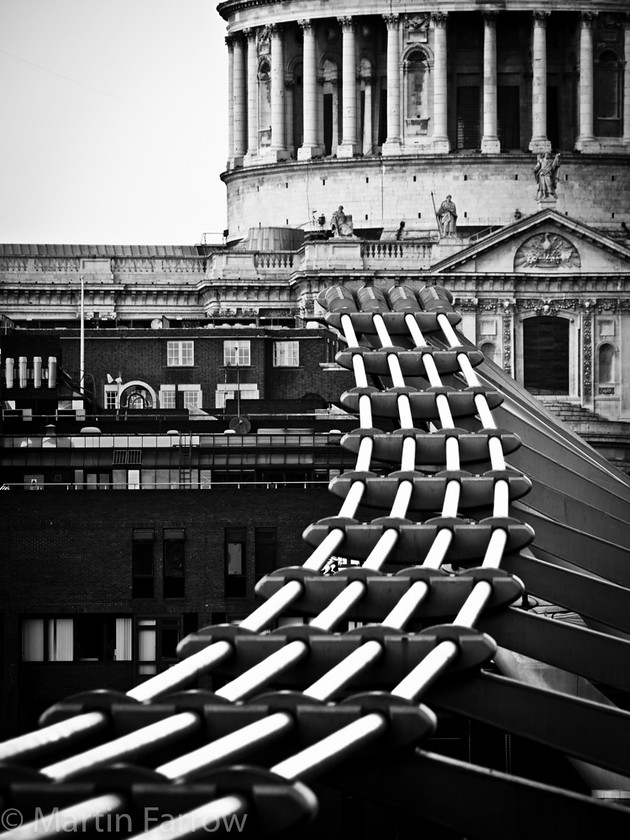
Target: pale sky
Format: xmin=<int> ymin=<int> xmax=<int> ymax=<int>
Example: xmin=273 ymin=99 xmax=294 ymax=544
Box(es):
xmin=0 ymin=0 xmax=228 ymax=245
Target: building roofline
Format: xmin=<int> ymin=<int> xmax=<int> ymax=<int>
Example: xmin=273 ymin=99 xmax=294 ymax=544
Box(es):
xmin=431 ymin=209 xmax=630 ymax=272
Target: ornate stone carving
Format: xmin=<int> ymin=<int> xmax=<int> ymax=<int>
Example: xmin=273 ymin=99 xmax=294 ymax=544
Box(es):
xmin=382 ymin=14 xmax=399 ymax=29
xmin=258 ymin=26 xmax=271 ymax=54
xmin=533 ymin=11 xmax=550 ymax=23
xmin=583 ymin=312 xmax=593 ymax=399
xmin=431 ymin=13 xmax=448 ymax=28
xmin=404 ymin=13 xmax=430 ymax=31
xmin=455 ymin=298 xmax=478 ymax=312
xmin=502 ymin=310 xmax=512 ymax=374
xmin=482 ymin=11 xmax=499 ymax=26
xmin=337 ymin=16 xmax=354 ymax=30
xmin=514 ymin=233 xmax=581 ymax=271
xmin=298 ymin=19 xmax=312 ymax=33
xmin=478 ymin=299 xmax=501 ymax=312
xmin=516 ymin=298 xmax=582 ymax=316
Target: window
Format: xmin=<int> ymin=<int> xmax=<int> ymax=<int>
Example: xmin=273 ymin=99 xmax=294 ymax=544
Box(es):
xmin=596 ymin=50 xmax=622 ymax=137
xmin=255 ymin=527 xmax=277 ymax=578
xmin=224 ymin=340 xmax=251 ymax=366
xmin=163 ymin=528 xmax=185 ymax=598
xmin=404 ymin=50 xmax=429 ymax=132
xmin=104 ymin=386 xmax=118 ymax=409
xmin=480 ymin=342 xmax=496 ymax=363
xmin=598 ymin=343 xmax=615 ymax=384
xmin=273 ymin=341 xmax=299 ymax=367
xmin=182 ymin=389 xmax=201 ymax=410
xmin=132 ymin=528 xmax=155 ymax=598
xmin=160 ymin=387 xmax=176 ymax=409
xmin=113 ymin=469 xmax=143 ymax=489
xmin=21 ymin=616 xmax=131 ymax=661
xmin=137 ymin=617 xmax=181 ymax=675
xmin=167 ymin=341 xmax=194 ymax=367
xmin=225 ymin=527 xmax=246 ymax=597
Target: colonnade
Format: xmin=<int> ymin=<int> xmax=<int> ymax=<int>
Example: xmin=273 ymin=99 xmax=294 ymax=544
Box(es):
xmin=224 ymin=11 xmax=630 ymax=166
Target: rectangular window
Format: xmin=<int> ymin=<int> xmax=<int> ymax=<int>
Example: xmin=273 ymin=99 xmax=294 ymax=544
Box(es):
xmin=273 ymin=341 xmax=299 ymax=367
xmin=224 ymin=340 xmax=251 ymax=367
xmin=163 ymin=528 xmax=185 ymax=598
xmin=160 ymin=387 xmax=176 ymax=409
xmin=255 ymin=527 xmax=277 ymax=578
xmin=182 ymin=390 xmax=201 ymax=410
xmin=137 ymin=617 xmax=180 ymax=676
xmin=104 ymin=386 xmax=118 ymax=409
xmin=132 ymin=528 xmax=155 ymax=598
xmin=167 ymin=341 xmax=194 ymax=367
xmin=23 ymin=618 xmax=73 ymax=661
xmin=22 ymin=616 xmax=132 ymax=661
xmin=225 ymin=527 xmax=246 ymax=597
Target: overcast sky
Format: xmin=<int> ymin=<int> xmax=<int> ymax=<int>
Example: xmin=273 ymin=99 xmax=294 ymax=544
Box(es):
xmin=0 ymin=0 xmax=228 ymax=245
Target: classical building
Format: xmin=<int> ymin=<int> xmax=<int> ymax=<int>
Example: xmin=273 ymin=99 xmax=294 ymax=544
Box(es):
xmin=2 ymin=4 xmax=630 ymax=838
xmin=219 ymin=3 xmax=630 ymax=237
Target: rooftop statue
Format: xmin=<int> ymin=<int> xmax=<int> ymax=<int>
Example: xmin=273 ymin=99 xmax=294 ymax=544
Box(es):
xmin=534 ymin=151 xmax=561 ymax=201
xmin=437 ymin=195 xmax=457 ymax=237
xmin=331 ymin=205 xmax=354 ymax=237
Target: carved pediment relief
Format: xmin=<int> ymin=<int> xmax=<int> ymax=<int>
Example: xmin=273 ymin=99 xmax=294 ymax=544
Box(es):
xmin=514 ymin=233 xmax=580 ymax=272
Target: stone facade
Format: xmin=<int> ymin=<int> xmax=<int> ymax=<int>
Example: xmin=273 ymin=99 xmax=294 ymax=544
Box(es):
xmin=219 ymin=4 xmax=630 ymax=235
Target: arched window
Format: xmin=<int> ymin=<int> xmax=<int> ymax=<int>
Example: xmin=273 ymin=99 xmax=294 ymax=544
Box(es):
xmin=595 ymin=50 xmax=622 ymax=138
xmin=480 ymin=342 xmax=496 ymax=363
xmin=404 ymin=50 xmax=429 ymax=138
xmin=258 ymin=59 xmax=271 ymax=147
xmin=598 ymin=343 xmax=615 ymax=383
xmin=120 ymin=384 xmax=155 ymax=410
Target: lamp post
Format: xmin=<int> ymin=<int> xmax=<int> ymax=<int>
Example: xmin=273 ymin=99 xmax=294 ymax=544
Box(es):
xmin=79 ymin=274 xmax=85 ymax=398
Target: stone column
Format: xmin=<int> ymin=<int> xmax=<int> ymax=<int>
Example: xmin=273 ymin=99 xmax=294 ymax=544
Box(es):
xmin=269 ymin=24 xmax=288 ymax=158
xmin=285 ymin=78 xmax=294 ymax=154
xmin=576 ymin=12 xmax=597 ymax=151
xmin=232 ymin=34 xmax=247 ymax=164
xmin=226 ymin=36 xmax=235 ymax=164
xmin=383 ymin=14 xmax=401 ymax=154
xmin=623 ymin=15 xmax=630 ymax=146
xmin=245 ymin=28 xmax=259 ymax=161
xmin=362 ymin=77 xmax=374 ymax=154
xmin=432 ymin=12 xmax=450 ymax=153
xmin=529 ymin=11 xmax=551 ymax=153
xmin=481 ymin=11 xmax=500 ymax=153
xmin=338 ymin=17 xmax=358 ymax=157
xmin=298 ymin=20 xmax=322 ymax=159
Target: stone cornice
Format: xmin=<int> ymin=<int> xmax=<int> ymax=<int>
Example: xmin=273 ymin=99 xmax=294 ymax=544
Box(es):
xmin=219 ymin=1 xmax=630 ymax=26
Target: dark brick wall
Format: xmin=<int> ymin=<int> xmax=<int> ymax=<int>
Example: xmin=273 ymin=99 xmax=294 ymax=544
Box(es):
xmin=53 ymin=327 xmax=350 ymax=411
xmin=0 ymin=486 xmax=341 ymax=736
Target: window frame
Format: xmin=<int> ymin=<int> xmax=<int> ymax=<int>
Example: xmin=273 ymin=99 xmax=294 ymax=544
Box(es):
xmin=223 ymin=340 xmax=251 ymax=367
xmin=225 ymin=526 xmax=247 ymax=597
xmin=163 ymin=528 xmax=186 ymax=598
xmin=273 ymin=340 xmax=300 ymax=368
xmin=167 ymin=340 xmax=195 ymax=368
xmin=132 ymin=528 xmax=155 ymax=598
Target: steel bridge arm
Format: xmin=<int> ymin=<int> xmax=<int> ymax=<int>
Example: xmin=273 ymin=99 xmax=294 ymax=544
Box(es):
xmin=502 ymin=552 xmax=630 ymax=635
xmin=426 ymin=670 xmax=630 ymax=778
xmin=324 ymin=749 xmax=630 ymax=840
xmin=478 ymin=608 xmax=630 ymax=692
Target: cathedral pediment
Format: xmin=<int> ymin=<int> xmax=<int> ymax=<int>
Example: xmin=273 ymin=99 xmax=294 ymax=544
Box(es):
xmin=432 ymin=210 xmax=630 ymax=275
